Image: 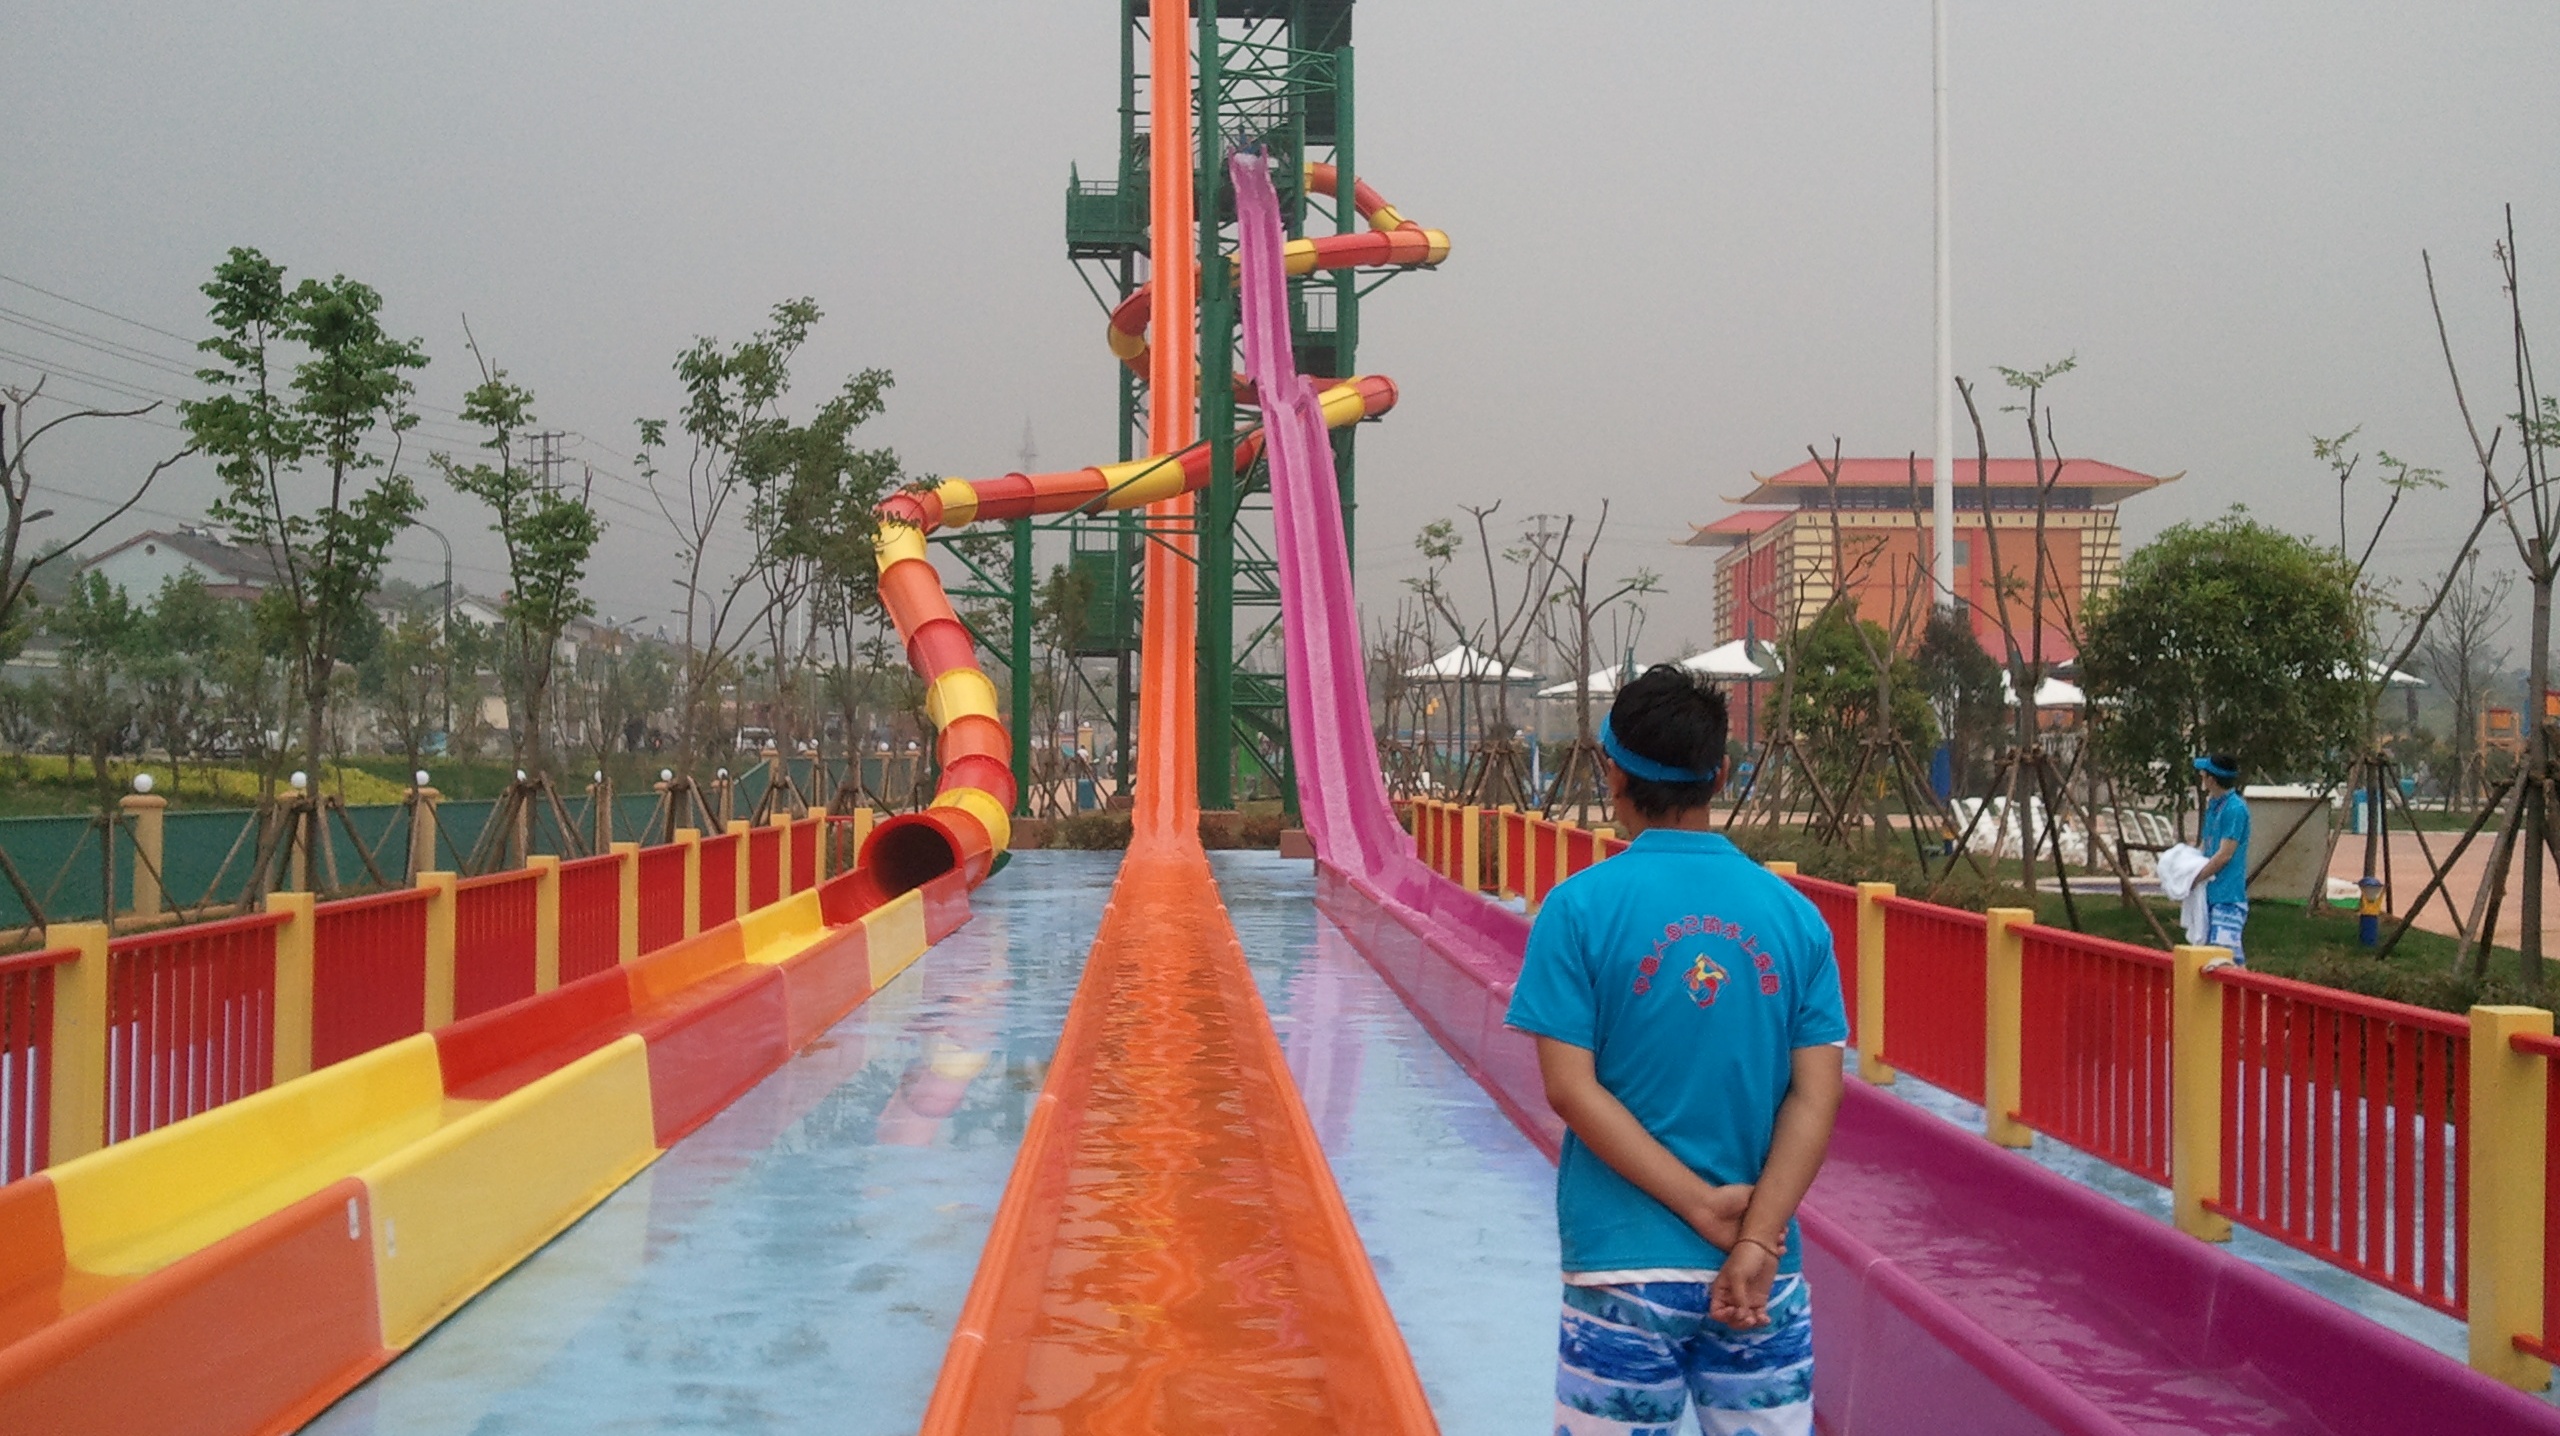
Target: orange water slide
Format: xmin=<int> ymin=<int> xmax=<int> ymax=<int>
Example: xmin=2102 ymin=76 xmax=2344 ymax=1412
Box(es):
xmin=878 ymin=4 xmax=1441 ymax=1429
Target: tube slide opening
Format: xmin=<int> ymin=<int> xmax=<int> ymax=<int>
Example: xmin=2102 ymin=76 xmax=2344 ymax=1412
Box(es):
xmin=860 ymin=814 xmax=962 ymax=897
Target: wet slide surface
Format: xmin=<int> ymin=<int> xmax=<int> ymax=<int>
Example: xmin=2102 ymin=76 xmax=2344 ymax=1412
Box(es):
xmin=921 ymin=851 xmax=1437 ymax=1432
xmin=301 ymin=859 xmax=1112 ymax=1435
xmin=298 ymin=852 xmax=1559 ymax=1434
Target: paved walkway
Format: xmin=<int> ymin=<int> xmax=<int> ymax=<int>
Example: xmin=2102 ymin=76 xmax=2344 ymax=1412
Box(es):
xmin=2326 ymin=827 xmax=2560 ymax=951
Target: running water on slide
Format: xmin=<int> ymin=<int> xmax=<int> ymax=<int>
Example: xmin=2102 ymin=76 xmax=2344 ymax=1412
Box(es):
xmin=1238 ymin=148 xmax=2560 ymax=1435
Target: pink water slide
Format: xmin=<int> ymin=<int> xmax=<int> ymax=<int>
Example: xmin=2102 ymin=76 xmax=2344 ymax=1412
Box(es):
xmin=1233 ymin=148 xmax=2560 ymax=1434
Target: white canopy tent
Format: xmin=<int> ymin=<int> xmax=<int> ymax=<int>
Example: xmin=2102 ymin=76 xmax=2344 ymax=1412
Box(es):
xmin=1682 ymin=640 xmax=1780 ymax=679
xmin=2000 ymin=672 xmax=2087 ymax=710
xmin=1403 ymin=644 xmax=1538 ymax=682
xmin=1537 ymin=666 xmax=1628 ymax=700
xmin=1535 ymin=642 xmax=1781 ymax=699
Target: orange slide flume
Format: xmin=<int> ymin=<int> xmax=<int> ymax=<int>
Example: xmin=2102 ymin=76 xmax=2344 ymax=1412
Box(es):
xmin=909 ymin=2 xmax=1437 ymax=1429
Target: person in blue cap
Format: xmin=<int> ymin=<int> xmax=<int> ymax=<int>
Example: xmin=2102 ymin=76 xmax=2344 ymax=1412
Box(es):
xmin=1506 ymin=664 xmax=1846 ymax=1436
xmin=2194 ymin=753 xmax=2251 ymax=964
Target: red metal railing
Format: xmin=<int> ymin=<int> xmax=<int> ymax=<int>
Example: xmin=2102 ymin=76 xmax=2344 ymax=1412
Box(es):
xmin=0 ymin=947 xmax=71 ymax=1182
xmin=698 ymin=833 xmax=740 ymax=930
xmin=310 ymin=889 xmax=429 ymax=1070
xmin=453 ymin=870 xmax=540 ymax=1021
xmin=1500 ymin=810 xmax=1528 ymax=895
xmin=2210 ymin=968 xmax=2469 ymax=1318
xmin=556 ymin=853 xmax=624 ymax=984
xmin=637 ymin=842 xmax=687 ymax=953
xmin=1879 ymin=896 xmax=1988 ymax=1104
xmin=793 ymin=818 xmax=820 ymax=890
xmin=2016 ymin=923 xmax=2173 ymax=1183
xmin=1785 ymin=876 xmax=1860 ymax=1043
xmin=1528 ymin=820 xmax=1560 ymax=906
xmin=1562 ymin=825 xmax=1597 ymax=877
xmin=106 ymin=911 xmax=284 ymax=1144
xmin=747 ymin=824 xmax=781 ymax=909
xmin=2516 ymin=1030 xmax=2560 ymax=1363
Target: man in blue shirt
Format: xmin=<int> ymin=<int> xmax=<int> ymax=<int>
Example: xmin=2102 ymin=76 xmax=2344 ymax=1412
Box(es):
xmin=1506 ymin=666 xmax=1846 ymax=1436
xmin=2194 ymin=753 xmax=2252 ymax=964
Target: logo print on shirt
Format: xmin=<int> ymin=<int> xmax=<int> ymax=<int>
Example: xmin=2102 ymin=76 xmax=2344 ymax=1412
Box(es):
xmin=1685 ymin=952 xmax=1729 ymax=1006
xmin=1631 ymin=914 xmax=1780 ymax=1006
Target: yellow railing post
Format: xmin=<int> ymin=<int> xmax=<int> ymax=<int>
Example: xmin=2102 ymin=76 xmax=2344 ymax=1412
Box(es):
xmin=613 ymin=841 xmax=642 ymax=964
xmin=678 ymin=827 xmax=703 ymax=938
xmin=848 ymin=808 xmax=875 ymax=876
xmin=727 ymin=818 xmax=752 ymax=917
xmin=1855 ymin=882 xmax=1896 ymax=1085
xmin=771 ymin=811 xmax=794 ymax=900
xmin=121 ymin=792 xmax=166 ymax=919
xmin=2171 ymin=944 xmax=2234 ymax=1241
xmin=1764 ymin=860 xmax=1798 ymax=877
xmin=1983 ymin=907 xmax=2035 ymax=1148
xmin=418 ymin=871 xmax=457 ymax=1027
xmin=528 ymin=854 xmax=561 ymax=993
xmin=44 ymin=921 xmax=110 ymax=1166
xmin=2470 ymin=1005 xmax=2553 ymax=1388
xmin=1460 ymin=804 xmax=1483 ymax=891
xmin=267 ymin=890 xmax=316 ymax=1083
xmin=1495 ymin=806 xmax=1517 ymax=896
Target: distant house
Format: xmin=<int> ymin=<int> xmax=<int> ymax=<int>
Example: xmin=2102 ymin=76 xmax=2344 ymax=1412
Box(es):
xmin=76 ymin=527 xmax=281 ymax=603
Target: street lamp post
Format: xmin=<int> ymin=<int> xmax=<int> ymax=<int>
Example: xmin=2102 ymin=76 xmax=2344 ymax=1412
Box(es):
xmin=1931 ymin=0 xmax=1957 ymax=614
xmin=414 ymin=522 xmax=454 ymax=738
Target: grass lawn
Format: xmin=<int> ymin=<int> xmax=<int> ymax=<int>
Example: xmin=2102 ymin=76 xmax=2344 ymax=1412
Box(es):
xmin=2029 ymin=889 xmax=2558 ymax=1015
xmin=0 ymin=756 xmax=409 ymax=816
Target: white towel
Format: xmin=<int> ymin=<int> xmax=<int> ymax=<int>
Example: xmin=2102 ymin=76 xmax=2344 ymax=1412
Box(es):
xmin=2155 ymin=842 xmax=2212 ymax=945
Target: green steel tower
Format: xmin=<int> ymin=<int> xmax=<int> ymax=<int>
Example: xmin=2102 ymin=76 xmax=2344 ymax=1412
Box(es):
xmin=1064 ymin=0 xmax=1385 ymax=814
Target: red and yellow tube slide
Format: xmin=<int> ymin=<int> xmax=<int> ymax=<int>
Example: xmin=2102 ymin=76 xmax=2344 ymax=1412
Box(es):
xmin=858 ymin=375 xmax=1400 ymax=892
xmin=1106 ymin=164 xmax=1450 ymax=381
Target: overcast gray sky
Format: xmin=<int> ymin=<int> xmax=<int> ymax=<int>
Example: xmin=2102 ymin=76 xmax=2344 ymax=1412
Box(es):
xmin=6 ymin=2 xmax=2557 ymax=664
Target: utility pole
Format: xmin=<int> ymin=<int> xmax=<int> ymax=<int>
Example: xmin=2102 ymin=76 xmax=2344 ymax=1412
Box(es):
xmin=1930 ymin=0 xmax=1957 ymax=612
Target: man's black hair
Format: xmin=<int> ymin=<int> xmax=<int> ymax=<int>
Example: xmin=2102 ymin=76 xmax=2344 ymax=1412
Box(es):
xmin=2205 ymin=753 xmax=2241 ymax=788
xmin=1607 ymin=664 xmax=1728 ymax=819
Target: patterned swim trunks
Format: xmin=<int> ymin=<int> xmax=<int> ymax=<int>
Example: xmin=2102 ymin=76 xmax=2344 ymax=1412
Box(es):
xmin=2207 ymin=900 xmax=2248 ymax=965
xmin=1554 ymin=1276 xmax=1814 ymax=1435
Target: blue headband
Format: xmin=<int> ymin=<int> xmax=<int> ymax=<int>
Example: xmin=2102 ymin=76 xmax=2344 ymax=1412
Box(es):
xmin=2193 ymin=755 xmax=2238 ymax=781
xmin=1600 ymin=715 xmax=1713 ymax=784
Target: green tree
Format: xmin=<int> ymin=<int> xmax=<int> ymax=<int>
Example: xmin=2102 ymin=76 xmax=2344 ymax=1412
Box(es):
xmin=2080 ymin=513 xmax=2366 ymax=804
xmin=1767 ymin=602 xmax=1938 ymax=803
xmin=130 ymin=572 xmax=240 ymax=798
xmin=1914 ymin=608 xmax=2004 ymax=798
xmin=637 ymin=299 xmax=811 ymax=773
xmin=358 ymin=609 xmax=449 ymax=788
xmin=750 ymin=362 xmax=900 ymax=766
xmin=181 ymin=248 xmax=427 ymax=779
xmin=435 ymin=347 xmax=599 ymax=775
xmin=47 ymin=572 xmax=145 ymax=799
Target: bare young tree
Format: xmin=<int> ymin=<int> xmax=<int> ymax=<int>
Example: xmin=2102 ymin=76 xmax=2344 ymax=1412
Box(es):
xmin=2421 ymin=209 xmax=2560 ymax=984
xmin=2418 ymin=555 xmax=2514 ymax=808
xmin=1404 ymin=503 xmax=1565 ymax=806
xmin=1 ymin=383 xmax=192 ymax=661
xmin=1531 ymin=500 xmax=1660 ymax=817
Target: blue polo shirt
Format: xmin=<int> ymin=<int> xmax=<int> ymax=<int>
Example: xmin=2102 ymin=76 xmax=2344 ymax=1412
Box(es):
xmin=1504 ymin=829 xmax=1848 ymax=1275
xmin=2201 ymin=791 xmax=2251 ymax=905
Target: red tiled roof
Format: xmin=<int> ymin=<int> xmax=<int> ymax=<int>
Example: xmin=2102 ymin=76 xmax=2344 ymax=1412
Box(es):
xmin=1680 ymin=510 xmax=1792 ymax=547
xmin=1732 ymin=457 xmax=2176 ymax=506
